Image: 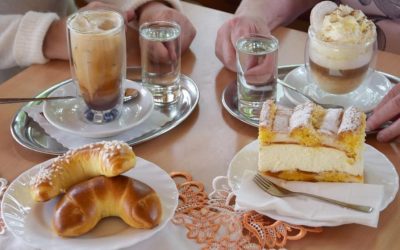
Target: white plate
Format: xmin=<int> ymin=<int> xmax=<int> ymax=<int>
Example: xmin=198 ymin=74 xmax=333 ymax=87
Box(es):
xmin=283 ymin=65 xmax=393 ymax=113
xmin=43 ymin=80 xmax=154 ymax=138
xmin=1 ymin=157 xmax=178 ymax=250
xmin=228 ymin=140 xmax=399 ymax=211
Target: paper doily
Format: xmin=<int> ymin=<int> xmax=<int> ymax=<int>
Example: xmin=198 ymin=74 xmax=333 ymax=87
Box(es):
xmin=171 ymin=173 xmax=322 ymax=249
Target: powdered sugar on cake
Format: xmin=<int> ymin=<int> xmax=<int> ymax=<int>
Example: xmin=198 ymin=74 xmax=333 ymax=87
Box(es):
xmin=339 ymin=107 xmax=362 ymax=133
xmin=259 ymin=100 xmax=275 ymax=129
xmin=289 ymin=102 xmax=314 ymax=130
xmin=273 ymin=106 xmax=293 ymax=133
xmin=319 ymin=108 xmax=343 ymax=135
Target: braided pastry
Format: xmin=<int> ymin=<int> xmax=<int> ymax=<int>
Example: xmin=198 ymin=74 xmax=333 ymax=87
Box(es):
xmin=53 ymin=175 xmax=162 ymax=237
xmin=30 ymin=141 xmax=135 ymax=202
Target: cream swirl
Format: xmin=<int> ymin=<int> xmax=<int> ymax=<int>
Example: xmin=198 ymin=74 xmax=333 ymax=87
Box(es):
xmin=317 ymin=4 xmax=376 ymax=45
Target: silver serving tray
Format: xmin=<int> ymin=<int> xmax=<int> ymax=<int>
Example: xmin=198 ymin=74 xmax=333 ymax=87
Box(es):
xmin=222 ymin=64 xmax=400 ymax=128
xmin=11 ymin=73 xmax=199 ymax=155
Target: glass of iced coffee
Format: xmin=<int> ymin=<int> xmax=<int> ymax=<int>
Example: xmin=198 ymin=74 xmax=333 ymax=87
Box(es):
xmin=305 ymin=2 xmax=377 ymax=95
xmin=67 ymin=9 xmax=126 ymax=124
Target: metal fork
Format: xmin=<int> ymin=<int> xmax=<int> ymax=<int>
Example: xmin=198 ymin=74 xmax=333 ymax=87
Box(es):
xmin=253 ymin=173 xmax=373 ymax=213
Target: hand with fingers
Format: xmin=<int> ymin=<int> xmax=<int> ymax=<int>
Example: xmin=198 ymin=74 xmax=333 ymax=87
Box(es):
xmin=82 ymin=1 xmax=136 ymax=22
xmin=214 ymin=0 xmax=320 ymax=72
xmin=137 ymin=1 xmax=196 ymax=64
xmin=237 ymin=36 xmax=278 ymax=86
xmin=367 ymin=84 xmax=400 ymax=142
xmin=215 ymin=15 xmax=271 ymax=72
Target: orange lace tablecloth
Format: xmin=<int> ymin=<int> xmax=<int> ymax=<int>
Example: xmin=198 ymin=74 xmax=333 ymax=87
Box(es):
xmin=170 ymin=172 xmax=322 ymax=249
xmin=0 ymin=173 xmax=322 ymax=249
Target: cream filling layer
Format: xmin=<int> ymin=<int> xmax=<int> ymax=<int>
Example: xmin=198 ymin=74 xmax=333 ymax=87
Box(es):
xmin=271 ymin=133 xmax=344 ymax=152
xmin=258 ymin=144 xmax=363 ymax=176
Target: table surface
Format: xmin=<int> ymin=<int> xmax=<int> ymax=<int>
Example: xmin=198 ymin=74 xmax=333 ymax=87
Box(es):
xmin=1 ymin=2 xmax=400 ymax=249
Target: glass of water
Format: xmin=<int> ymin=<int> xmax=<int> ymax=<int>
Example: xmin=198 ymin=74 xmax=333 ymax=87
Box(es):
xmin=236 ymin=34 xmax=279 ymax=119
xmin=139 ymin=21 xmax=181 ymax=104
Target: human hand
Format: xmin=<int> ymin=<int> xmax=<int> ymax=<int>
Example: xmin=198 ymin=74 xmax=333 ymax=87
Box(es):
xmin=137 ymin=2 xmax=196 ymax=63
xmin=366 ymin=84 xmax=400 ymax=142
xmin=81 ymin=1 xmax=136 ymax=22
xmin=215 ymin=15 xmax=271 ymax=72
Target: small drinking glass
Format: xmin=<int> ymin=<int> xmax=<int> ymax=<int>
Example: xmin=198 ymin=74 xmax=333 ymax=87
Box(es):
xmin=139 ymin=21 xmax=181 ymax=104
xmin=236 ymin=34 xmax=279 ymax=119
xmin=67 ymin=9 xmax=126 ymax=124
xmin=305 ymin=27 xmax=377 ymax=95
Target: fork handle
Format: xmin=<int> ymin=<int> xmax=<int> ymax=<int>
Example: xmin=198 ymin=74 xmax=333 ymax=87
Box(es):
xmin=297 ymin=192 xmax=373 ymax=213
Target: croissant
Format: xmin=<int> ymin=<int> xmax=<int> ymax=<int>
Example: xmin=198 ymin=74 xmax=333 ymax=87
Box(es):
xmin=53 ymin=175 xmax=162 ymax=237
xmin=30 ymin=141 xmax=135 ymax=202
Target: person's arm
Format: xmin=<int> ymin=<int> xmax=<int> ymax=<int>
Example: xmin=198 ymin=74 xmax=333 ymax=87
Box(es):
xmin=235 ymin=0 xmax=320 ymax=30
xmin=215 ymin=0 xmax=320 ymax=71
xmin=43 ymin=18 xmax=68 ymax=60
xmin=107 ymin=0 xmax=182 ymax=13
xmin=136 ymin=1 xmax=196 ymax=54
xmin=0 ymin=12 xmax=59 ymax=70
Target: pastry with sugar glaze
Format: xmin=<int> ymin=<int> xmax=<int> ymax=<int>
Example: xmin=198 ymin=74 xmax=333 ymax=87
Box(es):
xmin=30 ymin=141 xmax=136 ymax=202
xmin=258 ymin=100 xmax=366 ymax=183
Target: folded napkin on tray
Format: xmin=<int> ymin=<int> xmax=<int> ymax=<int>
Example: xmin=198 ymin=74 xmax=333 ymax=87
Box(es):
xmin=235 ymin=170 xmax=384 ymax=227
xmin=23 ymin=104 xmax=169 ymax=149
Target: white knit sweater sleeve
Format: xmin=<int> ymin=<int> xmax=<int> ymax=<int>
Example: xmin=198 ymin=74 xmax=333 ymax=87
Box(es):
xmin=0 ymin=12 xmax=59 ymax=69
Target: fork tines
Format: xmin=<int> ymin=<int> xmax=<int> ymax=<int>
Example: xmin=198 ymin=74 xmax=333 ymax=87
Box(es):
xmin=253 ymin=173 xmax=286 ymax=197
xmin=254 ymin=173 xmax=271 ymax=187
xmin=253 ymin=173 xmax=273 ymax=193
xmin=257 ymin=173 xmax=275 ymax=184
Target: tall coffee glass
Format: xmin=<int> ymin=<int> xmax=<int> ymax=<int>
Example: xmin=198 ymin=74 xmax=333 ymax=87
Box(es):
xmin=67 ymin=9 xmax=126 ymax=124
xmin=305 ymin=3 xmax=377 ymax=95
xmin=306 ymin=28 xmax=377 ymax=95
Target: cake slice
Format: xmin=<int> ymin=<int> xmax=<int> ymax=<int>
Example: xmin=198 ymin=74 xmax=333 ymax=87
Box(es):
xmin=258 ymin=100 xmax=366 ymax=183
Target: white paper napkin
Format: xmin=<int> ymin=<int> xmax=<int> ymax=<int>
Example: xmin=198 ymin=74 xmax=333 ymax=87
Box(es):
xmin=23 ymin=104 xmax=169 ymax=149
xmin=236 ymin=170 xmax=384 ymax=227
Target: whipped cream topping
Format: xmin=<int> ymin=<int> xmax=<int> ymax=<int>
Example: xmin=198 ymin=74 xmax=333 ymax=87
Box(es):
xmin=317 ymin=5 xmax=375 ymax=45
xmin=308 ymin=2 xmax=376 ymax=70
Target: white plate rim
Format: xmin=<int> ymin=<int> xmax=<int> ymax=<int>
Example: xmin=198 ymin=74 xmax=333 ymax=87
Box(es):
xmin=227 ymin=140 xmax=399 ymax=211
xmin=43 ymin=80 xmax=154 ymax=138
xmin=282 ymin=65 xmax=393 ymax=113
xmin=1 ymin=157 xmax=178 ymax=250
